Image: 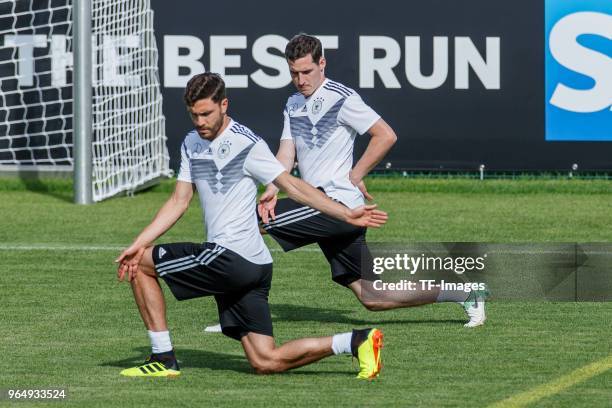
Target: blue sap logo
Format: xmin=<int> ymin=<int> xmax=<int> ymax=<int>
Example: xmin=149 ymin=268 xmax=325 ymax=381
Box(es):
xmin=545 ymin=0 xmax=612 ymax=141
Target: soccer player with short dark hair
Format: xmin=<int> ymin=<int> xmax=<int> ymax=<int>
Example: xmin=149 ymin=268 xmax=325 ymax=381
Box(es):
xmin=255 ymin=34 xmax=488 ymax=326
xmin=116 ymin=73 xmax=386 ymax=379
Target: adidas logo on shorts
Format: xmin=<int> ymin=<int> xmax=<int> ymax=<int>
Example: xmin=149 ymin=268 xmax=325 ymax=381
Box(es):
xmin=158 ymin=247 xmax=167 ymax=259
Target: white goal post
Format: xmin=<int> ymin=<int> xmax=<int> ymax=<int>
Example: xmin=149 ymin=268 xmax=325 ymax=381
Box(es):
xmin=0 ymin=0 xmax=171 ymax=202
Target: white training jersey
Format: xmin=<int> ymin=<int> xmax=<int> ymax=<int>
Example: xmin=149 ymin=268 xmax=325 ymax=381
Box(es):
xmin=281 ymin=78 xmax=380 ymax=209
xmin=177 ymin=119 xmax=285 ymax=264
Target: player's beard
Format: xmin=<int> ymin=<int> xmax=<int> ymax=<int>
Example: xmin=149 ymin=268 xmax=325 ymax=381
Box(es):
xmin=199 ymin=113 xmax=226 ymax=140
xmin=209 ymin=113 xmax=225 ymax=138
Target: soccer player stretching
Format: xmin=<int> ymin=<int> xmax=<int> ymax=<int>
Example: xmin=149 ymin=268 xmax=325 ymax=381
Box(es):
xmin=116 ymin=73 xmax=386 ymax=379
xmin=257 ymin=34 xmax=487 ymax=327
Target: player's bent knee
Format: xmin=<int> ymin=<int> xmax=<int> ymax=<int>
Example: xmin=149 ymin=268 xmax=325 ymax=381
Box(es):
xmin=139 ymin=265 xmax=157 ymax=277
xmin=351 ymin=283 xmax=386 ymax=311
xmin=359 ymin=299 xmax=385 ymax=311
xmin=250 ymin=357 xmax=284 ymax=374
xmin=137 ymin=255 xmax=157 ymax=277
xmin=138 ymin=246 xmax=157 ymax=273
xmin=129 ymin=267 xmax=157 ymax=287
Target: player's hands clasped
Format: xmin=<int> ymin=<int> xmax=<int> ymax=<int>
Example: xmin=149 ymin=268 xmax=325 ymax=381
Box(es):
xmin=115 ymin=244 xmax=146 ymax=282
xmin=346 ymin=204 xmax=388 ymax=228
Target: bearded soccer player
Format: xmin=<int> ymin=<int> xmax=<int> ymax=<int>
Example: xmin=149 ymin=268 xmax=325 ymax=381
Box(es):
xmin=115 ymin=73 xmax=386 ymax=379
xmin=253 ymin=34 xmax=487 ymax=327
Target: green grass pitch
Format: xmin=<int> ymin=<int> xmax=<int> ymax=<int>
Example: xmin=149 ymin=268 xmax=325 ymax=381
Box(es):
xmin=1 ymin=178 xmax=611 ymax=407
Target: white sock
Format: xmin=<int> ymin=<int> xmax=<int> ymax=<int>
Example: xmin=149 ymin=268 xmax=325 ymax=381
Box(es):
xmin=436 ymin=288 xmax=470 ymax=303
xmin=148 ymin=330 xmax=173 ymax=354
xmin=331 ymin=332 xmax=352 ymax=355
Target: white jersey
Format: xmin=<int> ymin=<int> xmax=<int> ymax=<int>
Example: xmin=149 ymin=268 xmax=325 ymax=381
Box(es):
xmin=281 ymin=78 xmax=380 ymax=209
xmin=177 ymin=119 xmax=285 ymax=264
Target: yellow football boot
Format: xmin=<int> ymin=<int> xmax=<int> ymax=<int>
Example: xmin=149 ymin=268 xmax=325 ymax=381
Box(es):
xmin=351 ymin=328 xmax=383 ymax=379
xmin=120 ymin=355 xmax=180 ymax=378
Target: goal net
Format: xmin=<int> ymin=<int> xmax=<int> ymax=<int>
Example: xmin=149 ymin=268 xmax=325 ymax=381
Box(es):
xmin=0 ymin=0 xmax=171 ymax=201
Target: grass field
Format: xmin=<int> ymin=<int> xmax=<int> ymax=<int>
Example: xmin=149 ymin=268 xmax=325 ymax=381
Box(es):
xmin=1 ymin=178 xmax=611 ymax=407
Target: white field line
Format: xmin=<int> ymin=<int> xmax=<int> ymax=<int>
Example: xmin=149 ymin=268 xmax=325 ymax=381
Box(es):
xmin=0 ymin=243 xmax=320 ymax=252
xmin=1 ymin=243 xmax=611 ymax=255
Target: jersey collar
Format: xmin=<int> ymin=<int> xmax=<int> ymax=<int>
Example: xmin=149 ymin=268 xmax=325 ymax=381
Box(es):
xmin=210 ymin=118 xmax=234 ymax=146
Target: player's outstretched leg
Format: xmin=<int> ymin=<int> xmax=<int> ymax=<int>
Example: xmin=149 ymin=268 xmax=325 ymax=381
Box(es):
xmin=201 ymin=283 xmax=489 ymax=332
xmin=349 ymin=279 xmax=489 ymax=328
xmin=240 ymin=328 xmax=383 ymax=379
xmin=349 ymin=279 xmax=439 ymax=311
xmin=119 ymin=246 xmax=181 ymax=377
xmin=318 ymin=228 xmax=492 ymax=328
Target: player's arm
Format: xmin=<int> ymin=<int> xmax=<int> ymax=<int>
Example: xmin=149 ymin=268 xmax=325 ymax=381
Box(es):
xmin=266 ymin=139 xmax=296 ymax=192
xmin=272 ymin=171 xmax=387 ymax=228
xmin=277 ymin=139 xmax=297 ymax=170
xmin=116 ymin=181 xmax=194 ymax=280
xmin=125 ymin=180 xmax=193 ymax=247
xmin=350 ymin=118 xmax=397 ymax=200
xmin=258 ymin=139 xmax=296 ymax=223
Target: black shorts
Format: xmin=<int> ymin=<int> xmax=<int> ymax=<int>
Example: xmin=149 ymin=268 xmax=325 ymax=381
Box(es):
xmin=152 ymin=242 xmax=273 ymax=341
xmin=259 ymin=196 xmax=373 ymax=287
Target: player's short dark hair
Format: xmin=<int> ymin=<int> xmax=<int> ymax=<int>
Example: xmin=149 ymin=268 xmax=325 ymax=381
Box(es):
xmin=285 ymin=34 xmax=322 ymax=63
xmin=183 ymin=73 xmax=226 ymax=107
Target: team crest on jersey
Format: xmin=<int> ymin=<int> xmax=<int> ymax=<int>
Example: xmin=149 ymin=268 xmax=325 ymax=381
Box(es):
xmin=193 ymin=143 xmax=203 ymax=154
xmin=288 ymin=103 xmax=299 ymax=116
xmin=218 ymin=140 xmax=231 ymax=159
xmin=312 ymin=97 xmax=324 ymax=115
